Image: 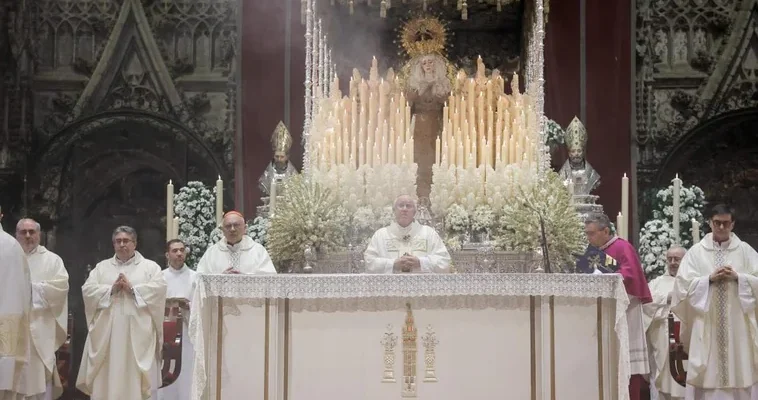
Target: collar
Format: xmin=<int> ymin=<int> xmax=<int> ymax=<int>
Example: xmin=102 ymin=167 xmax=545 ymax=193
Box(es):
xmin=387 ymin=221 xmax=421 ymax=240
xmin=112 ymin=251 xmax=142 ymax=266
xmin=167 ymin=264 xmax=188 ymax=274
xmin=702 ymin=233 xmax=740 ymax=251
xmin=599 ymin=235 xmax=618 ymax=251
xmin=220 ymin=235 xmax=254 ymax=252
xmin=27 ymin=245 xmax=46 ymax=255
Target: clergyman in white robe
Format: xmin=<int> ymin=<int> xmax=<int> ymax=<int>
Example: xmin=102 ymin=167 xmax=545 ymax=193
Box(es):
xmin=672 ymin=231 xmax=758 ymax=400
xmin=197 ymin=235 xmax=276 ymax=274
xmin=18 ymin=244 xmax=69 ymax=400
xmin=646 ymin=247 xmax=686 ymax=400
xmin=0 ymin=230 xmax=32 ymax=400
xmin=76 ymin=246 xmax=167 ymax=400
xmin=158 ymin=263 xmax=196 ymax=400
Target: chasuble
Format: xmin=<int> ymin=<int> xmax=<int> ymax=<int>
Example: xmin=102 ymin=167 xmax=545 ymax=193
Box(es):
xmin=0 ymin=230 xmax=32 ymax=400
xmin=76 ymin=252 xmax=167 ymax=400
xmin=364 ymin=221 xmax=451 ymax=274
xmin=16 ymin=246 xmax=69 ymax=400
xmin=671 ymin=233 xmax=758 ymax=399
xmin=196 ymin=236 xmax=276 ymax=274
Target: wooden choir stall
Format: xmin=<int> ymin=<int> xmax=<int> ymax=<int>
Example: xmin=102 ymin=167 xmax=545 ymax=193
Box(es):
xmin=189 ymin=273 xmax=633 ymax=400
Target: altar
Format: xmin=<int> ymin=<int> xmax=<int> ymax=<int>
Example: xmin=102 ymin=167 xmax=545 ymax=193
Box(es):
xmin=189 ymin=273 xmax=632 ymax=400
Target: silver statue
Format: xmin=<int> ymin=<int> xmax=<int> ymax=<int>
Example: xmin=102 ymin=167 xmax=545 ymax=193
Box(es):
xmin=558 ymin=117 xmax=600 ymax=196
xmin=258 ymin=121 xmax=298 ymax=195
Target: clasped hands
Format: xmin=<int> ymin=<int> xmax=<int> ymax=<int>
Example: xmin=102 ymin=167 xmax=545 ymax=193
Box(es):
xmin=393 ymin=254 xmax=421 ymax=273
xmin=709 ymin=265 xmax=738 ymax=283
xmin=223 ymin=267 xmax=241 ymax=274
xmin=111 ymin=273 xmax=133 ymax=295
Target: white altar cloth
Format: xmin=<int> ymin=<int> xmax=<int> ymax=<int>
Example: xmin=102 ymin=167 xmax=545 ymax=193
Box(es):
xmin=190 ymin=273 xmax=631 ymax=400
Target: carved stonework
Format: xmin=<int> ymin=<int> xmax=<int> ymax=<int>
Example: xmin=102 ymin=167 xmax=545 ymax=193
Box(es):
xmin=635 ymin=0 xmax=758 ymax=210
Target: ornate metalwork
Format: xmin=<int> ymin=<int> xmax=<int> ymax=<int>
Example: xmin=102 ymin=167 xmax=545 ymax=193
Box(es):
xmin=421 ymin=325 xmax=439 ymax=383
xmin=380 ymin=324 xmax=398 ymax=383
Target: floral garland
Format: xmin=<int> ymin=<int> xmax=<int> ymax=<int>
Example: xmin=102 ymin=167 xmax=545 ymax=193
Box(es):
xmin=494 ymin=170 xmax=584 ymax=270
xmin=544 ymin=118 xmax=565 ymax=150
xmin=638 ymin=184 xmax=706 ymax=279
xmin=266 ymin=175 xmax=349 ymax=263
xmin=174 ymin=181 xmax=218 ymax=269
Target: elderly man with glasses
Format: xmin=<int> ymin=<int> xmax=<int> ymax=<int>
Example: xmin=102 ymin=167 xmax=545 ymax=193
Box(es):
xmin=364 ymin=195 xmax=451 ymax=274
xmin=197 ymin=211 xmax=276 ymax=275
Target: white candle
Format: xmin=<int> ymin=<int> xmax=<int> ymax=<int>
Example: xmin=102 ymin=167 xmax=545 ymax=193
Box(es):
xmin=616 ymin=213 xmax=624 ymax=240
xmin=621 ymin=173 xmax=629 ymax=240
xmin=166 ymin=180 xmax=174 ymax=242
xmin=216 ymin=176 xmax=223 ymax=226
xmin=567 ymin=180 xmax=575 ymax=197
xmin=691 ymin=218 xmax=700 ymax=243
xmin=270 ymin=179 xmax=278 ymax=216
xmin=173 ymin=216 xmax=180 ymax=240
xmin=673 ymin=174 xmax=682 ymax=244
xmin=435 ymin=137 xmax=441 ymax=166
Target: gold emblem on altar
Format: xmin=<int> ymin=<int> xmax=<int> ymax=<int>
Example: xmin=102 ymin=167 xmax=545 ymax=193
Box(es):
xmin=380 ymin=303 xmax=439 ymax=397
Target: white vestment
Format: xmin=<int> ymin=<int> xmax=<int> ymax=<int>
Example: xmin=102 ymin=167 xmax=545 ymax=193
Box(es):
xmin=671 ymin=233 xmax=758 ymax=400
xmin=76 ymin=252 xmax=167 ymax=400
xmin=364 ymin=221 xmax=451 ymax=274
xmin=158 ymin=265 xmax=196 ymax=400
xmin=196 ymin=236 xmax=276 ymax=275
xmin=646 ymin=273 xmax=685 ymax=399
xmin=16 ymin=246 xmax=69 ymax=400
xmin=0 ymin=230 xmax=32 ymax=400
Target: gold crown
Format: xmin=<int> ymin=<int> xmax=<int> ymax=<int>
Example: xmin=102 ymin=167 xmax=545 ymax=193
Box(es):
xmin=564 ymin=116 xmax=588 ymax=151
xmin=271 ymin=121 xmax=293 ymax=154
xmin=399 ymin=16 xmax=448 ymax=58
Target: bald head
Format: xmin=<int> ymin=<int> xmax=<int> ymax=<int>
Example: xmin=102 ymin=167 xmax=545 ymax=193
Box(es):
xmin=16 ymin=218 xmax=41 ymax=253
xmin=666 ymin=246 xmax=686 ymax=276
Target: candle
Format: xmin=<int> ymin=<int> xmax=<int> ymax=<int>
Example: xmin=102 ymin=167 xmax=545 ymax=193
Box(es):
xmin=216 ymin=176 xmax=223 ymax=226
xmin=616 ymin=213 xmax=625 ymax=240
xmin=435 ymin=136 xmax=441 ymax=166
xmin=567 ymin=180 xmax=575 ymax=197
xmin=691 ymin=218 xmax=700 ymax=243
xmin=673 ymin=174 xmax=682 ymax=244
xmin=621 ymin=173 xmax=629 ymax=240
xmin=166 ymin=180 xmax=174 ymax=241
xmin=173 ymin=216 xmax=180 ymax=240
xmin=270 ymin=179 xmax=277 ymax=216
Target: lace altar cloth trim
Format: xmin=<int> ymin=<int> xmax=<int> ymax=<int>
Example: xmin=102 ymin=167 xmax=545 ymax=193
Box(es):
xmin=190 ymin=273 xmax=631 ymax=400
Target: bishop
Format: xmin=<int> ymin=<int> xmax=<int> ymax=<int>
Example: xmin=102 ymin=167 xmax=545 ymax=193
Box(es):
xmin=197 ymin=211 xmax=277 ymax=275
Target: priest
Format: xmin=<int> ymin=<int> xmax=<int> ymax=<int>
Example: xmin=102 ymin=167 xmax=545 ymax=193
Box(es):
xmin=76 ymin=226 xmax=167 ymax=400
xmin=584 ymin=213 xmax=652 ymax=400
xmin=364 ymin=195 xmax=451 ymax=274
xmin=0 ymin=226 xmax=32 ymax=400
xmin=646 ymin=246 xmax=686 ymax=400
xmin=197 ymin=211 xmax=277 ymax=274
xmin=671 ymin=204 xmax=758 ymax=399
xmin=158 ymin=239 xmax=196 ymax=400
xmin=15 ymin=218 xmax=69 ymax=400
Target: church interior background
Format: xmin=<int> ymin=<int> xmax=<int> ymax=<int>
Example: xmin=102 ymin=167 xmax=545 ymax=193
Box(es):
xmin=0 ymin=0 xmax=757 ymax=398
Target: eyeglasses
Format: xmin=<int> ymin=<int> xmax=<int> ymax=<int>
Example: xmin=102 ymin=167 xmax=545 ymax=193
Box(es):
xmin=395 ymin=203 xmax=415 ymax=210
xmin=710 ymin=220 xmax=732 ymax=228
xmin=114 ymin=239 xmax=134 ymax=245
xmin=223 ymin=223 xmax=244 ymax=230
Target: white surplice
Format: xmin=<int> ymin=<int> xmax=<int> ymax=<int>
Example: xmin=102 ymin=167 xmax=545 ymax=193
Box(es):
xmin=16 ymin=246 xmax=69 ymax=400
xmin=646 ymin=273 xmax=685 ymax=400
xmin=0 ymin=230 xmax=32 ymax=400
xmin=196 ymin=236 xmax=276 ymax=274
xmin=671 ymin=233 xmax=758 ymax=400
xmin=158 ymin=265 xmax=196 ymax=400
xmin=364 ymin=221 xmax=451 ymax=274
xmin=76 ymin=252 xmax=167 ymax=400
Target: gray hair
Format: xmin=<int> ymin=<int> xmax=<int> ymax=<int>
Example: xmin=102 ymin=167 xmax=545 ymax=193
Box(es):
xmin=112 ymin=225 xmax=138 ymax=242
xmin=584 ymin=212 xmax=612 ymax=230
xmin=393 ymin=195 xmax=417 ymax=210
xmin=667 ymin=245 xmax=686 ymax=254
xmin=16 ymin=218 xmax=41 ymax=232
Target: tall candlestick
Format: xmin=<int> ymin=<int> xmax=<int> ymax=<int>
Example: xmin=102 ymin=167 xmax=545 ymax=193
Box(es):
xmin=173 ymin=216 xmax=180 ymax=240
xmin=691 ymin=218 xmax=700 ymax=243
xmin=216 ymin=176 xmax=223 ymax=226
xmin=621 ymin=173 xmax=629 ymax=240
xmin=673 ymin=174 xmax=682 ymax=244
xmin=616 ymin=213 xmax=625 ymax=240
xmin=435 ymin=137 xmax=441 ymax=166
xmin=166 ymin=180 xmax=174 ymax=241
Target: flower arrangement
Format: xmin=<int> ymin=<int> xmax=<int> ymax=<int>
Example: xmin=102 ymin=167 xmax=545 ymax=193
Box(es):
xmin=174 ymin=181 xmax=218 ymax=269
xmin=266 ymin=175 xmax=349 ymax=263
xmin=545 ymin=118 xmax=565 ymax=150
xmin=471 ymin=204 xmax=496 ymax=235
xmin=494 ymin=170 xmax=585 ymax=270
xmin=445 ymin=204 xmax=471 ymax=234
xmin=638 ymin=183 xmax=706 ymax=280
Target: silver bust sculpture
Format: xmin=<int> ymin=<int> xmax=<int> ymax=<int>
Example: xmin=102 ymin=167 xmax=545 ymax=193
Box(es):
xmin=558 ymin=117 xmax=600 ymax=196
xmin=258 ymin=121 xmax=298 ymax=196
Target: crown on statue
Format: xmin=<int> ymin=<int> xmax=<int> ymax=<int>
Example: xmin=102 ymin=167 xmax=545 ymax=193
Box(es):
xmin=399 ymin=16 xmax=448 ymax=58
xmin=564 ymin=116 xmax=588 ymax=152
xmin=271 ymin=121 xmax=293 ymax=155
